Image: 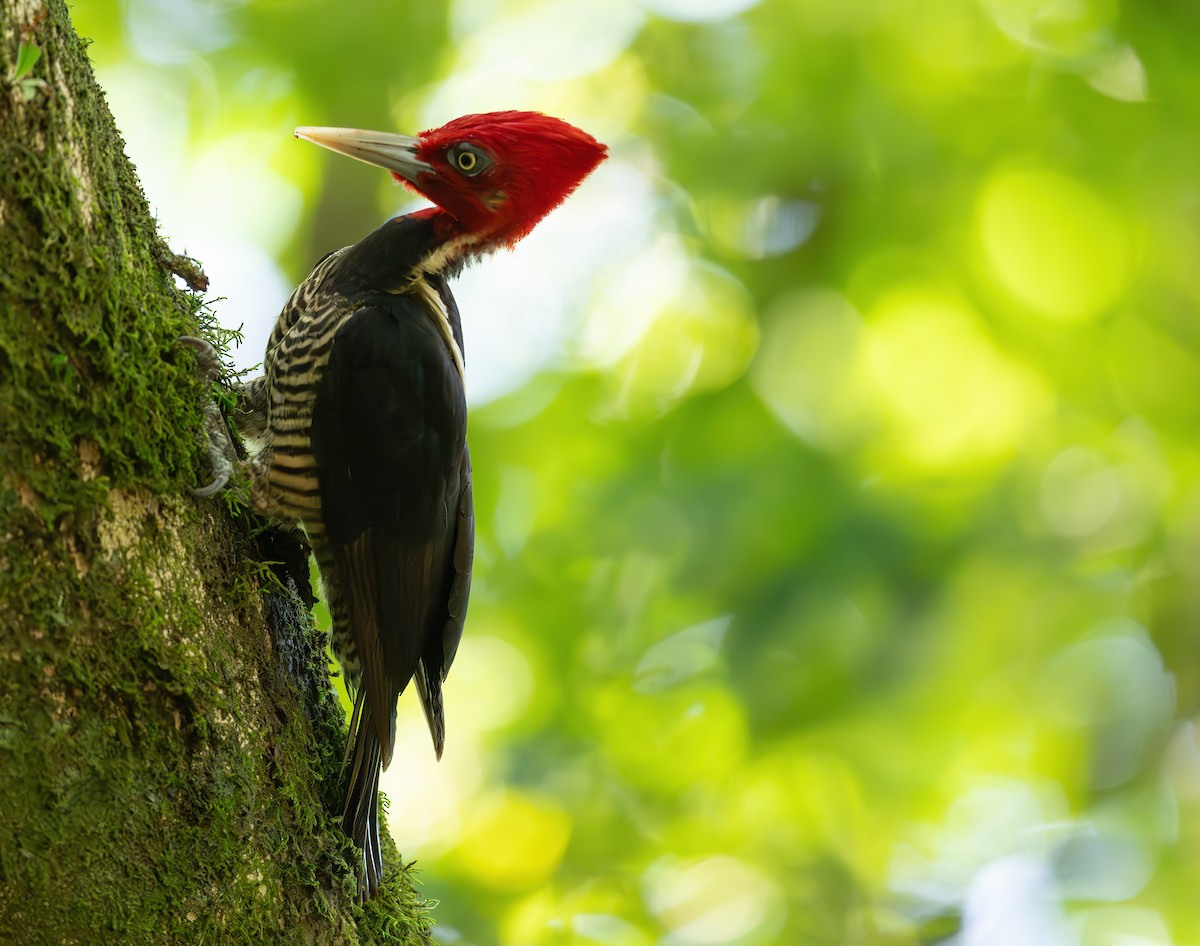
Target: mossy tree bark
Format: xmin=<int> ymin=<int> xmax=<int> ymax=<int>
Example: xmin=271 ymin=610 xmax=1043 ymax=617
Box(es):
xmin=0 ymin=3 xmax=432 ymax=942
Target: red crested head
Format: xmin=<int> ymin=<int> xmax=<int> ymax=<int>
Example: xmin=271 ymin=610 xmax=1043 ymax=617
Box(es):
xmin=412 ymin=111 xmax=607 ymax=246
xmin=296 ymin=112 xmax=607 ymax=249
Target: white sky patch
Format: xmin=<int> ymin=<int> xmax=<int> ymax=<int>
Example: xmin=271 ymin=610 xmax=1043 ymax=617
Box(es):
xmin=125 ymin=0 xmax=234 ymax=64
xmin=185 ymin=133 xmax=305 ymax=256
xmin=95 ymin=64 xmax=189 ymax=210
xmin=581 ymin=231 xmax=690 ymax=367
xmin=960 ymin=856 xmax=1074 ymax=946
xmin=187 ymin=236 xmax=293 ymax=371
xmin=450 ymin=0 xmax=644 ymax=82
xmin=453 ymin=245 xmax=565 ymax=403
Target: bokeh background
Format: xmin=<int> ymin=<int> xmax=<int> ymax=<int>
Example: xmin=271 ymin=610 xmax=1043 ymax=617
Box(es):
xmin=69 ymin=0 xmax=1200 ymax=943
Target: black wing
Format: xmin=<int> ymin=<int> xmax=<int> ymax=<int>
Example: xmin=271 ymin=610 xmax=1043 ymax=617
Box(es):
xmin=310 ymin=295 xmax=472 ymax=762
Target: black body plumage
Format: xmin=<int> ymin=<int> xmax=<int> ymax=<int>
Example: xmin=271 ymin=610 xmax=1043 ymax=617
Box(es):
xmin=232 ymin=213 xmax=474 ymax=898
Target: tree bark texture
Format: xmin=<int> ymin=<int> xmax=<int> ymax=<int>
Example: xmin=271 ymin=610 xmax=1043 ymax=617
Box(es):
xmin=0 ymin=2 xmax=432 ymax=942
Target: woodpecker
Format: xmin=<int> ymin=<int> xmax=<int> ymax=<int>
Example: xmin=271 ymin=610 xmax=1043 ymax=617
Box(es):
xmin=197 ymin=112 xmax=606 ymax=899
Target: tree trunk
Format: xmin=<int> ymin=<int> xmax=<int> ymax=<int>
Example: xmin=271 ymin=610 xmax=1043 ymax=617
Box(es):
xmin=0 ymin=3 xmax=432 ymax=942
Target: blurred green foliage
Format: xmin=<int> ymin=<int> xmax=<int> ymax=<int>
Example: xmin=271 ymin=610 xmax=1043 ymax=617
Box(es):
xmin=72 ymin=0 xmax=1200 ymax=943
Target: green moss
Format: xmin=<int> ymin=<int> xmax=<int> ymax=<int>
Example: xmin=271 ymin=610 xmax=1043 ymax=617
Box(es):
xmin=0 ymin=2 xmax=433 ymax=942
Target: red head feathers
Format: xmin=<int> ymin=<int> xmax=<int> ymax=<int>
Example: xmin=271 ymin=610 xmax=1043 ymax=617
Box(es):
xmin=296 ymin=111 xmax=607 ymax=249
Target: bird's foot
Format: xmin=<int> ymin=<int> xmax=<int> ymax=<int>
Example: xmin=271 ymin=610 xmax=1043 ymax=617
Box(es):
xmin=179 ymin=335 xmax=237 ymax=498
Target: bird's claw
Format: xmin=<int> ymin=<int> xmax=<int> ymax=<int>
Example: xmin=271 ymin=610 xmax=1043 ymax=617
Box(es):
xmin=190 ymin=460 xmax=232 ymax=499
xmin=179 ymin=334 xmax=237 ymax=499
xmin=179 ymin=335 xmax=223 ymax=382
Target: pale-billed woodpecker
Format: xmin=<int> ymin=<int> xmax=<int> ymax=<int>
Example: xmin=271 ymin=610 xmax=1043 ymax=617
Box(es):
xmin=190 ymin=111 xmax=606 ymax=898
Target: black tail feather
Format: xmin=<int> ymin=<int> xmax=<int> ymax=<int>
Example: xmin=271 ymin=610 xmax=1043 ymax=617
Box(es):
xmin=343 ymin=689 xmax=384 ymax=900
xmin=413 ymin=658 xmax=446 ymax=760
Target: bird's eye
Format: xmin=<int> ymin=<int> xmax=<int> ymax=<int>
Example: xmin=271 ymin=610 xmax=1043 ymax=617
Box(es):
xmin=448 ymin=144 xmax=491 ymax=177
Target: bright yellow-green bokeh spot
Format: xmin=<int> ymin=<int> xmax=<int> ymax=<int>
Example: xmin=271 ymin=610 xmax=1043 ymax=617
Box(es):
xmin=859 ymin=285 xmax=1049 ymax=470
xmin=888 ymin=0 xmax=1024 ymax=89
xmin=455 ymin=791 xmax=572 ymax=892
xmin=593 ymin=684 xmax=748 ymax=794
xmin=444 ymin=634 xmax=535 ymax=733
xmin=502 ymin=890 xmax=560 ymax=946
xmin=976 ymin=168 xmax=1130 ymax=322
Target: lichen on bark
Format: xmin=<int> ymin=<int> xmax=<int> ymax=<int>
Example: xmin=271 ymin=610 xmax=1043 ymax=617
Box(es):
xmin=0 ymin=3 xmax=432 ymax=943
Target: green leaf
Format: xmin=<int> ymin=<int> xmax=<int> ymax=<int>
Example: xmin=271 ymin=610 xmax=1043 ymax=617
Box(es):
xmin=13 ymin=42 xmax=41 ymax=82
